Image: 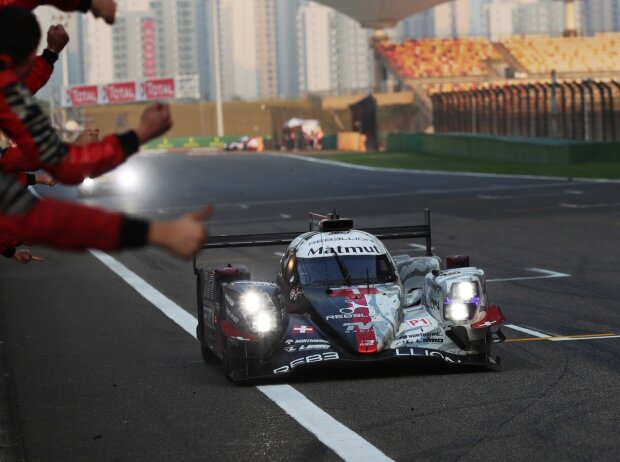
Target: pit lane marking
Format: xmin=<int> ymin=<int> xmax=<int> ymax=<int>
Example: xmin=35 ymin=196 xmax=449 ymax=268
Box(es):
xmin=90 ymin=250 xmax=394 ymax=462
xmin=487 ymin=268 xmax=570 ymax=283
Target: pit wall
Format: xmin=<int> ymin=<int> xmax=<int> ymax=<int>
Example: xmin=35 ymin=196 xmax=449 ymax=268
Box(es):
xmin=386 ymin=133 xmax=620 ymax=164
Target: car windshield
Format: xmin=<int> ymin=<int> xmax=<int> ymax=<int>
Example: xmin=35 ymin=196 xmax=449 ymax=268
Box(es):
xmin=297 ymin=255 xmax=397 ymax=287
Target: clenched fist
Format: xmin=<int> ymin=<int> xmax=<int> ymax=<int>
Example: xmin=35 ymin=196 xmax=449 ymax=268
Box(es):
xmin=149 ymin=205 xmax=213 ymax=258
xmin=135 ymin=103 xmax=173 ymax=144
xmin=47 ymin=24 xmax=69 ymax=54
xmin=91 ymin=0 xmax=117 ymax=25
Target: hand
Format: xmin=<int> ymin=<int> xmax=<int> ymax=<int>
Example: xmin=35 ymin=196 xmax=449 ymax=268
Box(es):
xmin=35 ymin=173 xmax=57 ymax=186
xmin=135 ymin=103 xmax=172 ymax=144
xmin=91 ymin=0 xmax=117 ymax=25
xmin=47 ymin=24 xmax=69 ymax=54
xmin=74 ymin=128 xmax=100 ymax=145
xmin=149 ymin=205 xmax=213 ymax=258
xmin=13 ymin=249 xmax=44 ymax=264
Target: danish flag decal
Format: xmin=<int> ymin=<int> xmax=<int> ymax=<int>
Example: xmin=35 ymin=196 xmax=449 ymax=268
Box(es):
xmin=292 ymin=325 xmax=314 ymax=334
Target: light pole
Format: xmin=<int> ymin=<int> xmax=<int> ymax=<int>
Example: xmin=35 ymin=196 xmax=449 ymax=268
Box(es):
xmin=209 ymin=0 xmax=224 ymax=137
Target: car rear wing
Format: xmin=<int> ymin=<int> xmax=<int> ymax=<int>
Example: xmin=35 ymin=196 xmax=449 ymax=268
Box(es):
xmin=193 ymin=209 xmax=432 ymax=274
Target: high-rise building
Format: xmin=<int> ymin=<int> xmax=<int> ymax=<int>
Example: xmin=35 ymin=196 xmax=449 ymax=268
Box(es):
xmin=213 ymin=0 xmax=279 ymax=100
xmin=482 ymin=0 xmax=518 ymax=40
xmin=434 ymin=0 xmax=471 ymax=38
xmin=514 ymin=0 xmax=565 ymax=36
xmin=111 ymin=1 xmax=157 ymax=81
xmin=297 ymin=1 xmax=373 ymax=94
xmin=581 ymin=0 xmax=620 ymax=34
xmin=276 ymin=0 xmax=302 ymax=98
xmin=84 ymin=14 xmax=115 ymax=84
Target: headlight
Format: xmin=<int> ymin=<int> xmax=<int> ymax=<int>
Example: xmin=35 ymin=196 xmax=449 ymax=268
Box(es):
xmin=240 ymin=291 xmax=277 ymax=333
xmin=240 ymin=291 xmax=263 ymax=314
xmin=81 ymin=177 xmax=95 ymax=189
xmin=444 ymin=302 xmax=476 ymax=322
xmin=116 ymin=169 xmax=139 ymax=191
xmin=252 ymin=311 xmax=277 ymax=333
xmin=450 ymin=281 xmax=478 ymax=301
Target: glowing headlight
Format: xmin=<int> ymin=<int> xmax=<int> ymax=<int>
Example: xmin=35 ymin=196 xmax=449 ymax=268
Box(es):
xmin=116 ymin=169 xmax=139 ymax=190
xmin=450 ymin=281 xmax=478 ymax=301
xmin=81 ymin=177 xmax=95 ymax=189
xmin=444 ymin=302 xmax=473 ymax=322
xmin=252 ymin=312 xmax=276 ymax=333
xmin=240 ymin=291 xmax=263 ymax=314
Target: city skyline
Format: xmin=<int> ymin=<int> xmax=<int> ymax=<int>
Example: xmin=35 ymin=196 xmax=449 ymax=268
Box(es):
xmin=33 ymin=0 xmax=620 ymax=102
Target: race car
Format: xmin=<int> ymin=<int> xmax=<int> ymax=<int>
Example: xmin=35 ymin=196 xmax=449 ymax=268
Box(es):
xmin=193 ymin=210 xmax=505 ymax=382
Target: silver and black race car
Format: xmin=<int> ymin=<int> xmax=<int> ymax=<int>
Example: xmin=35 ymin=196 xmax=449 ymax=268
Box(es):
xmin=193 ymin=210 xmax=505 ymax=382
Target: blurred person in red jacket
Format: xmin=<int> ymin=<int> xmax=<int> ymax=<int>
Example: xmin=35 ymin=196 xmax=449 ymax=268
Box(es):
xmin=0 ymin=7 xmax=211 ymax=257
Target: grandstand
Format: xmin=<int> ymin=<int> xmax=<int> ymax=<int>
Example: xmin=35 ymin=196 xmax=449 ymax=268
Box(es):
xmin=372 ymin=32 xmax=620 ymax=139
xmin=374 ymin=33 xmax=620 ymax=87
xmin=501 ymin=34 xmax=620 ymax=77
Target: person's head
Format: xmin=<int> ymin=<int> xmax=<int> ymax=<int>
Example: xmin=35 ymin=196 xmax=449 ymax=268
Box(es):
xmin=0 ymin=7 xmax=41 ymax=78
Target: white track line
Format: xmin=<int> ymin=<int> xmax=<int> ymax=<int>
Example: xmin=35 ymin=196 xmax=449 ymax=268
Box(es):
xmin=90 ymin=250 xmax=197 ymax=337
xmin=90 ymin=250 xmax=393 ymax=462
xmin=504 ymin=324 xmax=620 ymax=342
xmin=257 ymin=385 xmax=393 ymax=462
xmin=504 ymin=324 xmax=552 ymax=338
xmin=488 ymin=268 xmax=570 ymax=283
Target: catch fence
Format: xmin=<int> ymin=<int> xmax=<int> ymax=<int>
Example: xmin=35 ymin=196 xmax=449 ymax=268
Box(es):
xmin=431 ymin=80 xmax=620 ymax=142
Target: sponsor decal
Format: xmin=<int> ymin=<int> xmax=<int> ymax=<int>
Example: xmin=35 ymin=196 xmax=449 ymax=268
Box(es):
xmin=224 ymin=294 xmax=234 ymax=306
xmin=416 ymin=338 xmax=443 ymax=343
xmin=284 ymin=344 xmax=331 ymax=352
xmin=64 ymin=85 xmax=98 ymax=106
xmin=471 ymin=305 xmax=505 ymax=329
xmin=406 ymin=317 xmax=432 ymax=328
xmin=273 ymin=352 xmax=340 ymax=374
xmin=329 ymin=288 xmax=379 ymax=299
xmin=284 ymin=338 xmax=330 ymax=345
xmin=225 ymin=307 xmax=239 ymax=324
xmin=395 ymin=348 xmax=461 ymax=363
xmin=140 ymin=78 xmax=175 ymax=100
xmin=102 ymin=82 xmax=137 ymax=103
xmin=292 ymin=325 xmax=314 ymax=334
xmin=307 ymin=245 xmax=382 ymax=256
xmin=306 ymin=236 xmax=374 ymax=246
xmin=343 ymin=321 xmax=374 ymax=333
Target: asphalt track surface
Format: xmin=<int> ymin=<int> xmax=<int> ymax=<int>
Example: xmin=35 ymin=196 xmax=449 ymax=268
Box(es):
xmin=1 ymin=151 xmax=619 ymax=461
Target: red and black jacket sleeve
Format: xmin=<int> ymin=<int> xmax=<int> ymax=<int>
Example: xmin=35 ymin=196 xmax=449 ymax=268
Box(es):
xmin=0 ymin=1 xmax=90 ymax=12
xmin=0 ymin=68 xmax=140 ymax=184
xmin=22 ymin=50 xmax=57 ymax=95
xmin=0 ymin=172 xmax=149 ymax=250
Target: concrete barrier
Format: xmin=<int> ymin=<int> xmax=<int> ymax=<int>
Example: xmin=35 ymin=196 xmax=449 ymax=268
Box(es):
xmin=386 ymin=133 xmax=620 ymax=164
